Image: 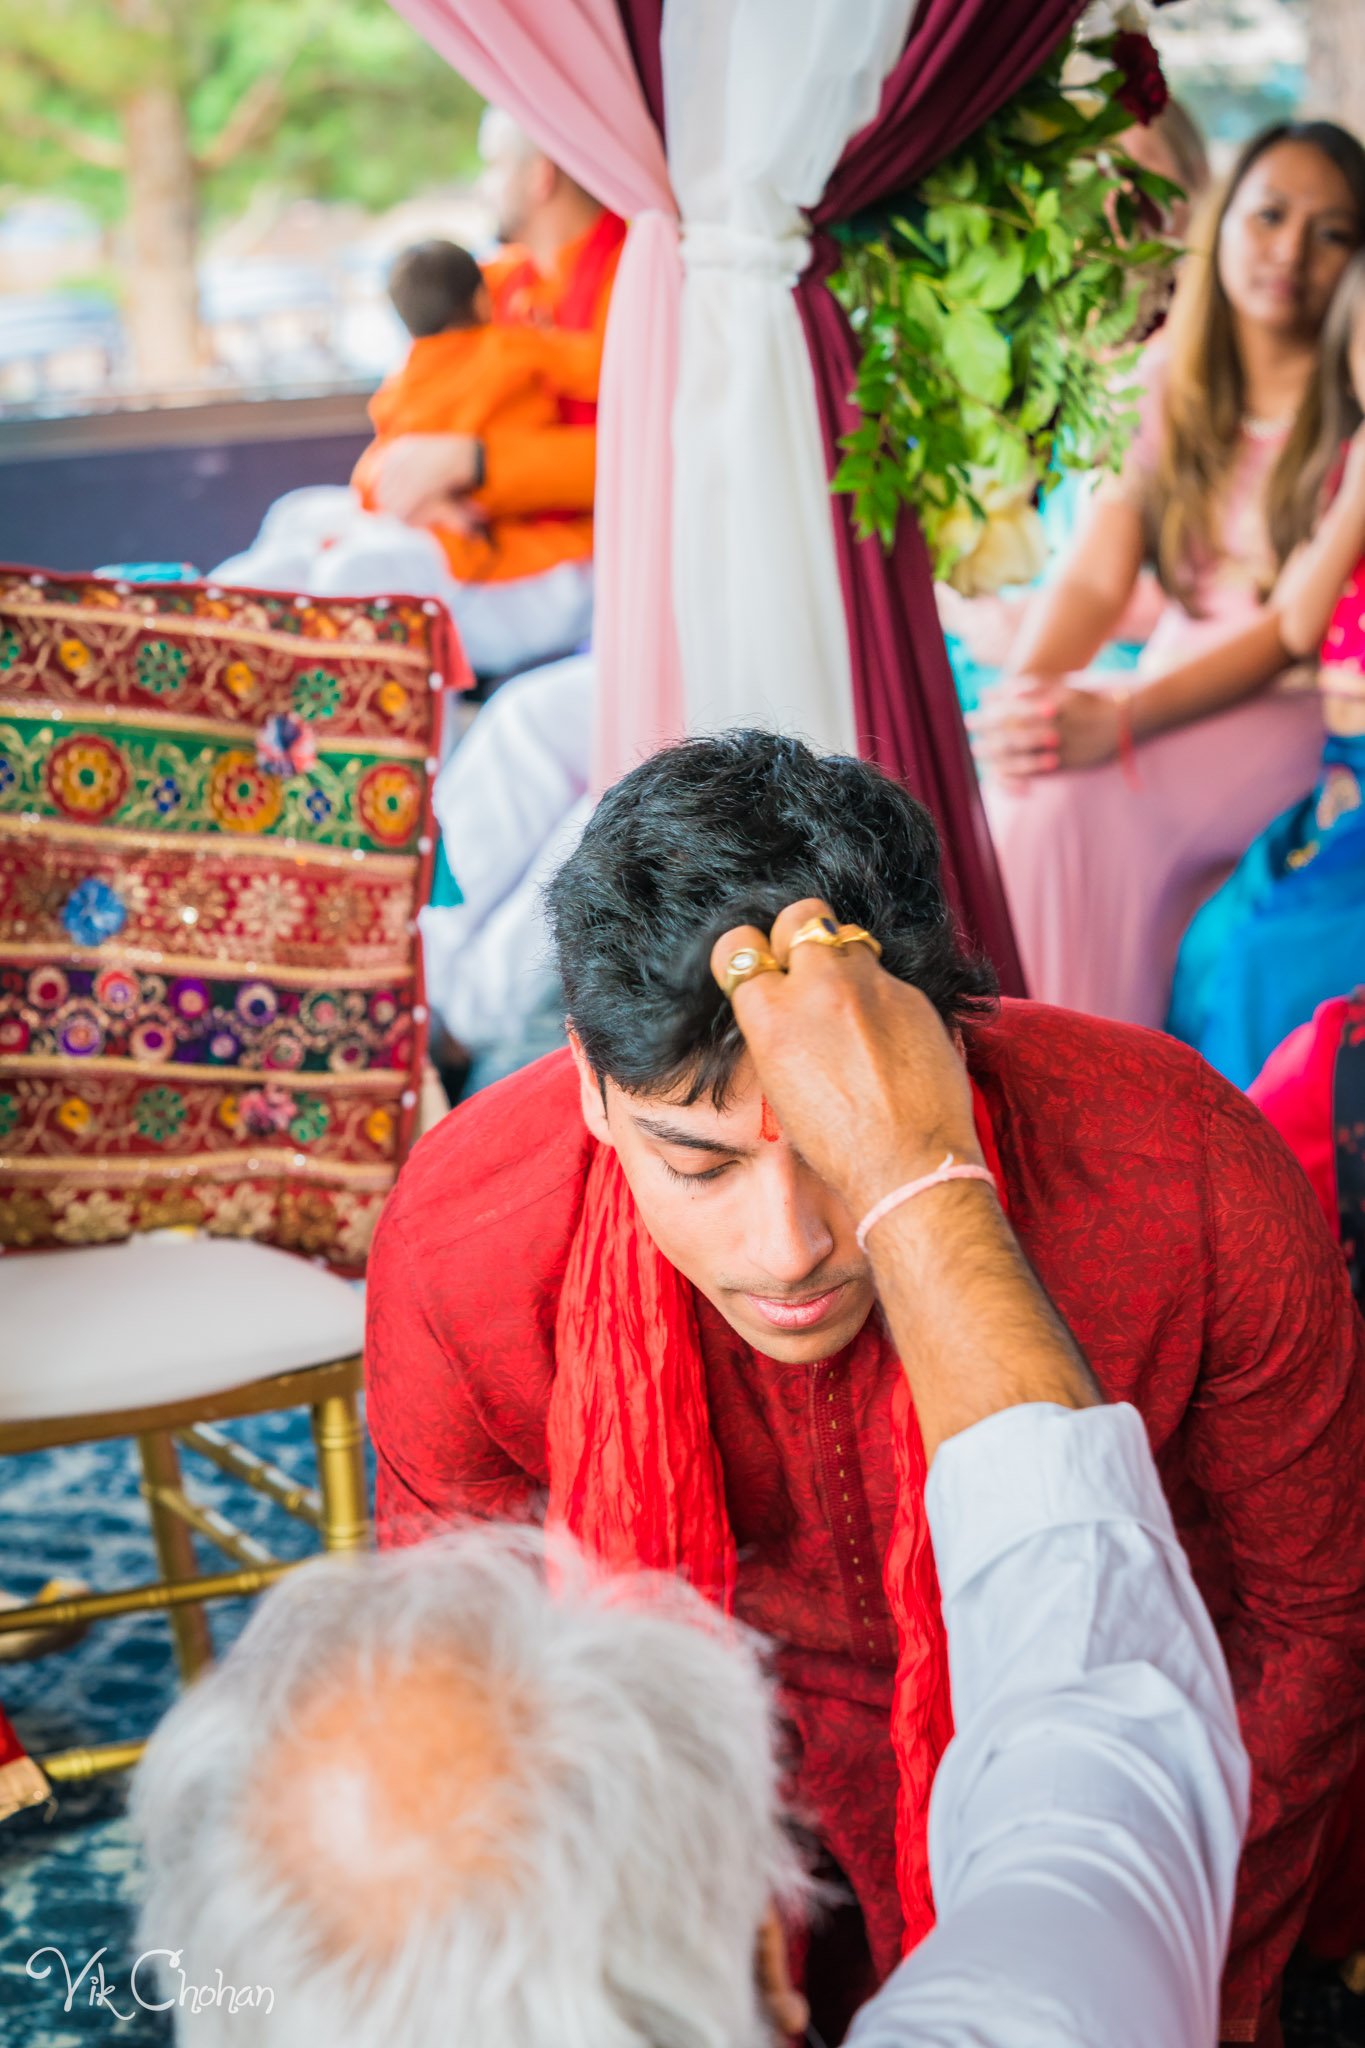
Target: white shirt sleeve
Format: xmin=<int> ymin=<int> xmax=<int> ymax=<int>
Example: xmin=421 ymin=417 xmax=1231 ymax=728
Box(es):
xmin=847 ymin=1402 xmax=1250 ymax=2048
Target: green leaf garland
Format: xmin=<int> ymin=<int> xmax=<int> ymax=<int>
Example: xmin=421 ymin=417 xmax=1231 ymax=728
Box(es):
xmin=828 ymin=28 xmax=1179 ymax=587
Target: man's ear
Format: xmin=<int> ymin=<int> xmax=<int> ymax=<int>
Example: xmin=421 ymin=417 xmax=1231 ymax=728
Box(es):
xmin=567 ymin=1026 xmax=612 ymax=1147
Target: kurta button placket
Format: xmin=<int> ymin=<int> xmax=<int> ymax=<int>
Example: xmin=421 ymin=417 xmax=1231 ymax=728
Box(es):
xmin=811 ymin=1355 xmax=898 ymax=1664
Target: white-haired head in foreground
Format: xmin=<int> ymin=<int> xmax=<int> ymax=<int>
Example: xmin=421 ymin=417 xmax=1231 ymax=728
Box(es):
xmin=132 ymin=1524 xmax=807 ymax=2048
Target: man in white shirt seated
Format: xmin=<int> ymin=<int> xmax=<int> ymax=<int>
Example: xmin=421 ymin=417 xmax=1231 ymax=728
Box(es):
xmin=131 ymin=898 xmax=1248 ymax=2046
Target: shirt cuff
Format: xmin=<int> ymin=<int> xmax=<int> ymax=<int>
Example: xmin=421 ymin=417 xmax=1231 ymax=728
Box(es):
xmin=925 ymin=1402 xmax=1179 ymax=1603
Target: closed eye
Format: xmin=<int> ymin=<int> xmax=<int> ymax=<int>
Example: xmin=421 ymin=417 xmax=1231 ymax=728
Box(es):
xmin=660 ymin=1157 xmax=735 ymax=1185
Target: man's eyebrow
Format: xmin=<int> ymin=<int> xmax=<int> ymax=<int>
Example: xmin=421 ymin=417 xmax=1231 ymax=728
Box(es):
xmin=631 ymin=1114 xmax=750 ymax=1156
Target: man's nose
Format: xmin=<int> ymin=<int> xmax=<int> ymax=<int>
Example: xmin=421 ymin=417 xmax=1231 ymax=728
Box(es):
xmin=744 ymin=1157 xmax=837 ymax=1285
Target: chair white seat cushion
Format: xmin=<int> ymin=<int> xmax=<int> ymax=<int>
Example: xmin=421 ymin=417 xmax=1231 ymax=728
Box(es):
xmin=0 ymin=1234 xmax=365 ymax=1423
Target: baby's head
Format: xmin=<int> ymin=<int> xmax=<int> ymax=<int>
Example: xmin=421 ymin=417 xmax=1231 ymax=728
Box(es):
xmin=389 ymin=240 xmax=490 ymax=339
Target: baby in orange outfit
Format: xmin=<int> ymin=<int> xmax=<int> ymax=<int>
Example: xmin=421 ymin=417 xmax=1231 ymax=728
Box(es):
xmin=212 ymin=239 xmax=603 ymax=675
xmin=353 ymin=240 xmax=601 ymax=586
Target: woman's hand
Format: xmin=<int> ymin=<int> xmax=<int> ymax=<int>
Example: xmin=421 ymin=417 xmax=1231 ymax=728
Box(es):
xmin=967 ymin=675 xmax=1124 ymax=780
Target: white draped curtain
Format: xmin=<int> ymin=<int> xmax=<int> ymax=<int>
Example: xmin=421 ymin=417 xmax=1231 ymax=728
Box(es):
xmin=388 ymin=0 xmax=915 ymax=779
xmin=664 ymin=0 xmax=915 ymax=752
xmin=387 ymin=0 xmax=686 ymax=787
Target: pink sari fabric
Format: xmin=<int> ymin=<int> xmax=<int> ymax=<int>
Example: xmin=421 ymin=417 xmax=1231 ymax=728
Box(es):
xmin=984 ymin=688 xmax=1323 ymax=1029
xmin=386 ymin=0 xmax=685 ymax=785
xmin=985 ymin=394 xmax=1324 ymax=1027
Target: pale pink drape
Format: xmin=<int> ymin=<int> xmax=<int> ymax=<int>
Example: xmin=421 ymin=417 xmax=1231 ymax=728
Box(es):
xmin=387 ymin=0 xmax=684 ymax=785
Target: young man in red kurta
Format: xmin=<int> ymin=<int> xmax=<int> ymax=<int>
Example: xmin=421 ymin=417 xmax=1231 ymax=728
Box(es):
xmin=365 ymin=732 xmax=1365 ymax=2047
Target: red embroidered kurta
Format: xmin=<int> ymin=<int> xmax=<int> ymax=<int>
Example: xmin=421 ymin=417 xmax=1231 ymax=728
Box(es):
xmin=364 ymin=1001 xmax=1365 ymax=2041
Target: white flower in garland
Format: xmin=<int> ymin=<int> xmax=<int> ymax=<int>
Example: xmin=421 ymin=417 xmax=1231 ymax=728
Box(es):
xmin=935 ymin=477 xmax=1050 ymax=598
xmin=1075 ymin=0 xmax=1154 ymax=39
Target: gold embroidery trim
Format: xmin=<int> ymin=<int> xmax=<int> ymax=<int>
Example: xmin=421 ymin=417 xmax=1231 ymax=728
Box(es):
xmin=3 ymin=598 xmax=436 ymax=669
xmin=0 ymin=1153 xmax=394 ymax=1189
xmin=1 ymin=943 xmax=415 ymax=988
xmin=0 ymin=1055 xmax=409 ymax=1091
xmin=0 ymin=697 xmax=431 ymax=761
xmin=0 ymin=814 xmax=420 ymax=873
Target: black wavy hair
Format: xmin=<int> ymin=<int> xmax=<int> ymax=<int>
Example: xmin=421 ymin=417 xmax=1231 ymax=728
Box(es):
xmin=388 ymin=239 xmax=485 ymax=338
xmin=547 ymin=729 xmax=998 ymax=1106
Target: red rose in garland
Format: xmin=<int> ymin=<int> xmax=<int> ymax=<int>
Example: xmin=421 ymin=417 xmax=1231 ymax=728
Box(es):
xmin=1113 ymin=31 xmax=1169 ymax=125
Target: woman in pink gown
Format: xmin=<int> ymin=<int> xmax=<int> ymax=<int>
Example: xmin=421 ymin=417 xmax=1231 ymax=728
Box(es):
xmin=973 ymin=122 xmax=1365 ymax=1028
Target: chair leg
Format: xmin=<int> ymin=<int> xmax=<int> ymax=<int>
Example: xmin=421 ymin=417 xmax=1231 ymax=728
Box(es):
xmin=311 ymin=1391 xmax=370 ymax=1553
xmin=137 ymin=1432 xmax=215 ymax=1683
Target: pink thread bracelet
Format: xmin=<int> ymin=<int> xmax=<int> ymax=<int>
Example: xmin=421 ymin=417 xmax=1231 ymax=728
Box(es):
xmin=854 ymin=1152 xmax=997 ymax=1255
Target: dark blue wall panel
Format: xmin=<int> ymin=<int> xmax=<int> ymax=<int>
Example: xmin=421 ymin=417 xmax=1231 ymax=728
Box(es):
xmin=0 ymin=429 xmax=369 ymax=576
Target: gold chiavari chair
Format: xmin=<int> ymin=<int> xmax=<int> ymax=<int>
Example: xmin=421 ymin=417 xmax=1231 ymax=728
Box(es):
xmin=0 ymin=1232 xmax=368 ymax=1782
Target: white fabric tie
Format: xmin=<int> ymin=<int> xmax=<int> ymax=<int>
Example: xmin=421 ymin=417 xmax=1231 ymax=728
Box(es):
xmin=680 ymin=220 xmax=812 ymax=286
xmin=663 ymin=0 xmax=915 ymax=756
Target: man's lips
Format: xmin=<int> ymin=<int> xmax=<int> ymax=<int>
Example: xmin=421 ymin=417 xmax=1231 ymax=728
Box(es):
xmin=741 ymin=1283 xmax=850 ymax=1331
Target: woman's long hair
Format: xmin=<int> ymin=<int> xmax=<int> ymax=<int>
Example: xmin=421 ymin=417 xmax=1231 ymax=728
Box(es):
xmin=1299 ymin=248 xmax=1365 ymax=513
xmin=1149 ymin=120 xmax=1365 ymax=604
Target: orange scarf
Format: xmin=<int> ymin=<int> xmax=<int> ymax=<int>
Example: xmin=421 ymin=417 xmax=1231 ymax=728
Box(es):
xmin=547 ymin=1093 xmax=1003 ymax=1949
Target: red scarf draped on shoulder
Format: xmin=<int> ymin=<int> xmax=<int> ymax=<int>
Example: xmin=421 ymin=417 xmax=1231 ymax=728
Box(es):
xmin=489 ymin=211 xmax=625 ymax=428
xmin=548 ymin=1088 xmax=1005 ymax=1953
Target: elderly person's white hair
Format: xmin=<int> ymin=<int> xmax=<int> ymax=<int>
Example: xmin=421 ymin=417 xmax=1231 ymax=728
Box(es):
xmin=132 ymin=1524 xmax=806 ymax=2047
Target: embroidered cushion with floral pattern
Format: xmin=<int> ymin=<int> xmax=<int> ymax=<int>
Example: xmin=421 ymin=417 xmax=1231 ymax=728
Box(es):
xmin=0 ymin=567 xmax=467 ymax=1272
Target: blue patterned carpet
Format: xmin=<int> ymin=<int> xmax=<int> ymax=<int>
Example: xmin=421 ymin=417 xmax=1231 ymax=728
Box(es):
xmin=0 ymin=1409 xmax=332 ymax=2047
xmin=1 ymin=1409 xmax=1362 ymax=2047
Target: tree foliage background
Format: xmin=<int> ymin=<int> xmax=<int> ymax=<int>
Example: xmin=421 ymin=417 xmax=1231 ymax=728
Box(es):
xmin=0 ymin=0 xmax=484 ymax=383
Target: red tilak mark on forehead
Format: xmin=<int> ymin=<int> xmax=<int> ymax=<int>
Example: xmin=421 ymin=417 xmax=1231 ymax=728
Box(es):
xmin=759 ymin=1098 xmax=780 ymax=1142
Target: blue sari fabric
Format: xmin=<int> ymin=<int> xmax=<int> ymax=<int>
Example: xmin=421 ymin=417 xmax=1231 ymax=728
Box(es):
xmin=1167 ymin=731 xmax=1365 ymax=1088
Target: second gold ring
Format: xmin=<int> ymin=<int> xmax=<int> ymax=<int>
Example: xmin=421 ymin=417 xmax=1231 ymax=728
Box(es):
xmin=787 ymin=917 xmax=883 ymax=961
xmin=721 ymin=946 xmax=784 ymax=999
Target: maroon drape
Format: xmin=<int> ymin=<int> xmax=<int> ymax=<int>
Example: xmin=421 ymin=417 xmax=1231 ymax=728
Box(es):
xmin=615 ymin=0 xmax=666 ymax=134
xmin=799 ymin=0 xmax=1087 ymax=990
xmin=610 ymin=0 xmax=1086 ymax=988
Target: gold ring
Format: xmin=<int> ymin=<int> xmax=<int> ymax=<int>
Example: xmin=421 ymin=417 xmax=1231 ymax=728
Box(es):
xmin=832 ymin=923 xmax=882 ymax=960
xmin=721 ymin=946 xmax=784 ymax=1000
xmin=786 ymin=915 xmax=845 ymax=951
xmin=787 ymin=917 xmax=883 ymax=961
